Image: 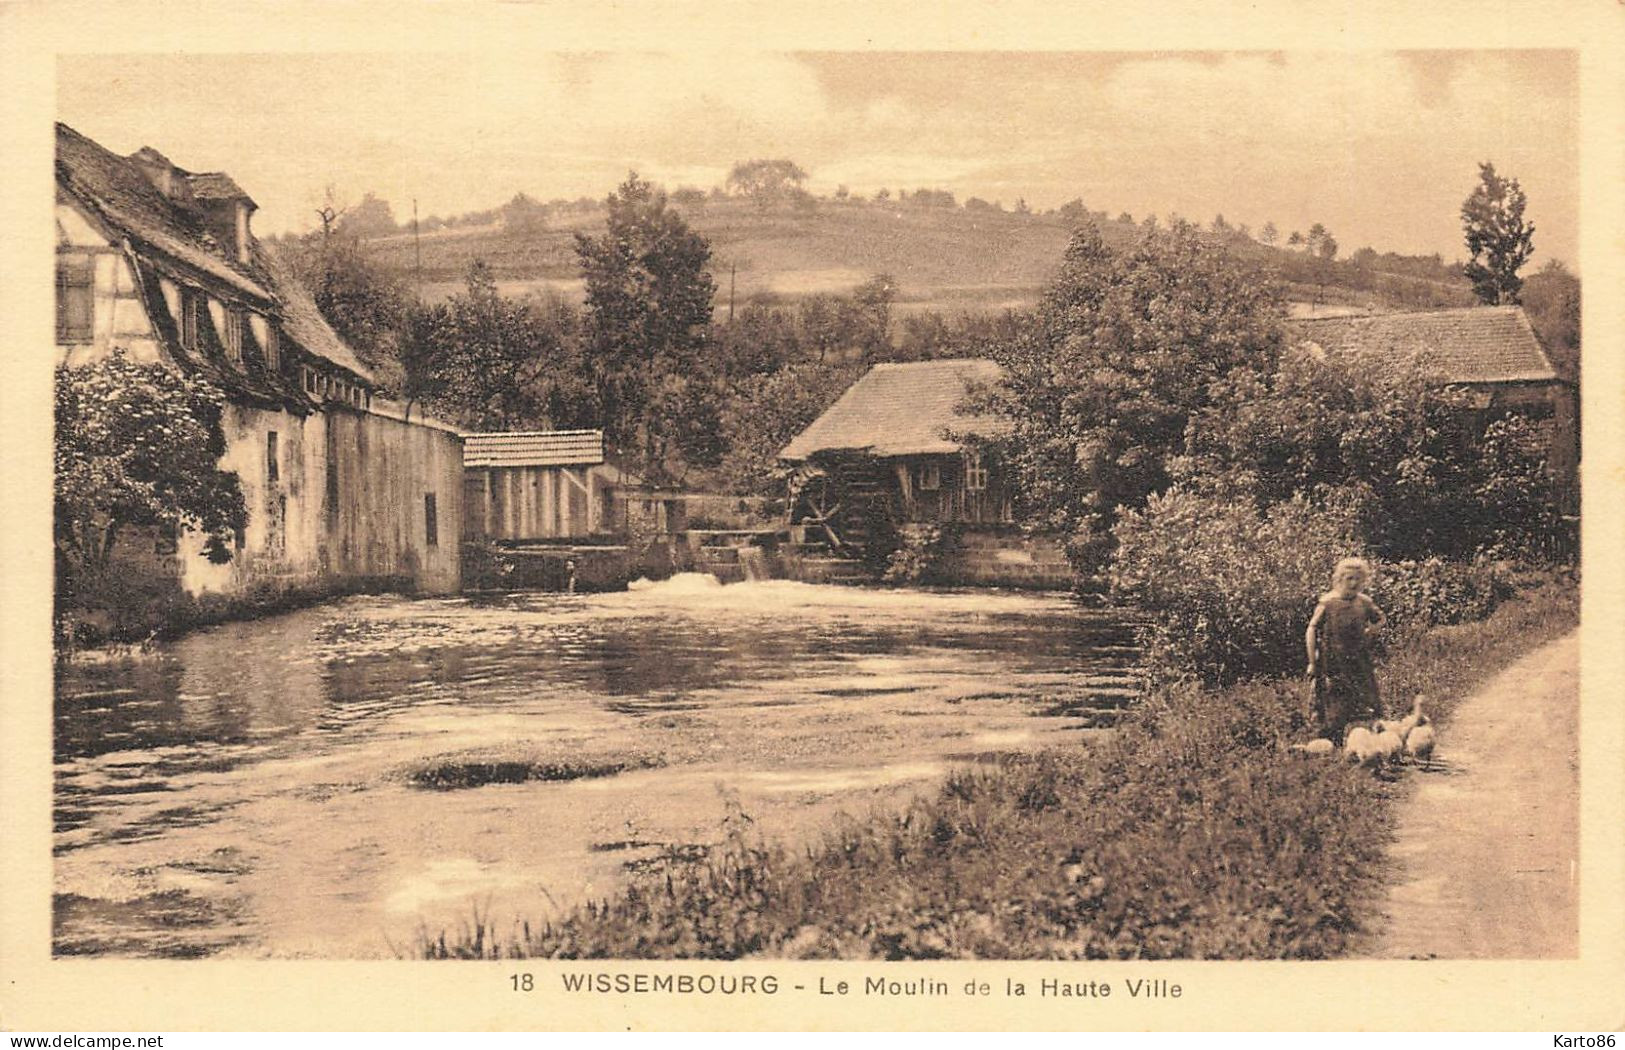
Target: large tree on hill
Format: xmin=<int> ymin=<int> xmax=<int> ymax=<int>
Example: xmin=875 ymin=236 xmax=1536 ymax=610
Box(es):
xmin=576 ymin=172 xmax=719 ymax=481
xmin=1461 ymin=161 xmax=1536 ymax=305
xmin=969 ymin=221 xmax=1284 ymax=572
xmin=726 ymin=159 xmax=808 ymax=208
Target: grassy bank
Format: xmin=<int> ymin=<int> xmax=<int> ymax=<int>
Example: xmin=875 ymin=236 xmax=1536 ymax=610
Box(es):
xmin=420 ymin=576 xmax=1577 ymax=960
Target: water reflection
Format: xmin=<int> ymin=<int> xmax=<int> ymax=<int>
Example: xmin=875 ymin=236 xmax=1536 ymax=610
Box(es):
xmin=54 ymin=578 xmax=1139 ymax=957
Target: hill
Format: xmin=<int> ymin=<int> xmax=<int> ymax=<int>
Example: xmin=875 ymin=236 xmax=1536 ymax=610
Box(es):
xmin=352 ymin=196 xmax=1477 ymax=320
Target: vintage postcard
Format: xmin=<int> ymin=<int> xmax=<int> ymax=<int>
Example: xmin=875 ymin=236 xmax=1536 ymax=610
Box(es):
xmin=2 ymin=0 xmax=1622 ymax=1032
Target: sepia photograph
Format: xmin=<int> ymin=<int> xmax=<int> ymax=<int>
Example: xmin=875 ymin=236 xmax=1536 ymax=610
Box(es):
xmin=4 ymin=0 xmax=1624 ymax=1033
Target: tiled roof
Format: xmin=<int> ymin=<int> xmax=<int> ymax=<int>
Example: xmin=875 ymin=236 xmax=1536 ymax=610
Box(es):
xmin=1286 ymin=306 xmax=1560 ymax=385
xmin=258 ymin=245 xmax=375 ymax=383
xmin=184 ymin=171 xmax=255 ymax=205
xmin=57 ymin=122 xmax=373 ymax=388
xmin=780 ymin=358 xmax=1010 ymax=460
xmin=464 ymin=430 xmax=606 ymax=468
xmin=55 ymin=123 xmax=274 ymax=303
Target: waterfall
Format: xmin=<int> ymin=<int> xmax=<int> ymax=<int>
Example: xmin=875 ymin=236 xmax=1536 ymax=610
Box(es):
xmin=738 ymin=547 xmax=770 ymax=582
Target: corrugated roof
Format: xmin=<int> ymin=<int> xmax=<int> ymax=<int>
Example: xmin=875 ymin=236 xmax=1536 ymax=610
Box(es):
xmin=1286 ymin=306 xmax=1560 ymax=385
xmin=464 ymin=430 xmax=606 ymax=468
xmin=780 ymin=358 xmax=1010 ymax=461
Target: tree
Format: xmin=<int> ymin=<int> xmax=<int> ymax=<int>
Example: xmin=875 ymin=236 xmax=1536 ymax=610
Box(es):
xmin=1520 ymin=259 xmax=1580 ymax=381
xmin=726 ymin=159 xmax=809 ymax=208
xmin=277 ymin=233 xmax=410 ymax=382
xmin=1287 ymin=230 xmax=1303 ymax=250
xmin=970 ymin=222 xmax=1283 ymax=572
xmin=399 ymin=260 xmax=595 ymax=433
xmin=1461 ymin=161 xmax=1535 ymax=305
xmin=501 ymin=192 xmax=548 ymax=232
xmin=576 ymin=172 xmax=719 ymax=481
xmin=851 ymin=273 xmax=897 ymax=362
xmin=1176 ymin=343 xmax=1558 ymax=560
xmin=1058 ymin=198 xmax=1089 ymax=225
xmin=336 ymin=192 xmax=397 ymax=238
xmin=55 ymin=351 xmax=246 ymax=593
xmin=717 ymin=362 xmax=861 ymax=496
xmin=1259 ymin=221 xmax=1279 ymax=246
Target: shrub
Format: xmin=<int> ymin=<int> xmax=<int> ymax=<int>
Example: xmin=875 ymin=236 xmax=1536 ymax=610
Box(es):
xmin=1372 ymin=556 xmax=1514 ymax=630
xmin=1109 ymin=487 xmax=1362 ymax=682
xmin=882 ymin=524 xmax=959 ymax=584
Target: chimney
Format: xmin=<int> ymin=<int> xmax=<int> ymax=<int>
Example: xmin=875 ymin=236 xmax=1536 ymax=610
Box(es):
xmin=128 ymin=147 xmax=186 ymax=200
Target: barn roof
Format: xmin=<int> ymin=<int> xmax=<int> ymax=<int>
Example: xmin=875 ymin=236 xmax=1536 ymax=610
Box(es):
xmin=1286 ymin=306 xmax=1561 ymax=385
xmin=779 ymin=358 xmax=1010 ymax=461
xmin=463 ymin=430 xmax=606 ymax=468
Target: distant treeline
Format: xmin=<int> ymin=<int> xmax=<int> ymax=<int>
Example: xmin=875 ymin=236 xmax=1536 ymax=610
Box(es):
xmin=263 ymin=158 xmax=1479 ymax=312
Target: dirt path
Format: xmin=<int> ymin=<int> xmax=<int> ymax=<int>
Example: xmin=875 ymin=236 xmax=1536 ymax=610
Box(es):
xmin=1364 ymin=629 xmax=1579 ymax=959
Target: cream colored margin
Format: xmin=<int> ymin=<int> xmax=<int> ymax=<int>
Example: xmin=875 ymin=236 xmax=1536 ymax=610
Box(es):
xmin=2 ymin=0 xmax=1621 ymax=1032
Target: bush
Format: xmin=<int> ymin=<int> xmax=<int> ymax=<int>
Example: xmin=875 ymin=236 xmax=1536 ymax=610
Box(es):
xmin=882 ymin=524 xmax=959 ymax=584
xmin=1109 ymin=487 xmax=1362 ymax=683
xmin=1372 ymin=556 xmax=1514 ymax=630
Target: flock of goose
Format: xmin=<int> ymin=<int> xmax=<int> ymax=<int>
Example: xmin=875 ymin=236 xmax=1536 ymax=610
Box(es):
xmin=1289 ymin=694 xmax=1438 ymax=771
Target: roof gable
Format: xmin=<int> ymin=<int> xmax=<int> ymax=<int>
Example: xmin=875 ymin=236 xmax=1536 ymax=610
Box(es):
xmin=56 ymin=122 xmax=374 ymax=388
xmin=56 ymin=123 xmax=273 ymax=302
xmin=1285 ymin=307 xmax=1560 ymax=385
xmin=780 ymin=358 xmax=1010 ymax=460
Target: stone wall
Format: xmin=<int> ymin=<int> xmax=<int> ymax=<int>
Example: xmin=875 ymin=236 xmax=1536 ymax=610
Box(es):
xmin=180 ymin=402 xmax=463 ymax=596
xmin=935 ymin=528 xmax=1074 ymax=590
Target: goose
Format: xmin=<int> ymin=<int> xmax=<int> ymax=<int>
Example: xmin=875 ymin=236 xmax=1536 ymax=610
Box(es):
xmin=1372 ymin=723 xmax=1406 ymax=766
xmin=1405 ymin=722 xmax=1437 ymax=769
xmin=1344 ymin=726 xmax=1383 ymax=768
xmin=1399 ymin=695 xmax=1429 ymax=739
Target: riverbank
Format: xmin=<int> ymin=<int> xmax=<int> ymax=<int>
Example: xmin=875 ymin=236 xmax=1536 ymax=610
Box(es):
xmin=419 ymin=575 xmax=1578 ymax=959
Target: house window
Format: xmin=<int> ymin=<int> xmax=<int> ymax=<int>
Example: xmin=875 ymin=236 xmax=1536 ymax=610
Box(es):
xmin=964 ymin=450 xmax=988 ymax=492
xmin=179 ymin=290 xmax=199 ymax=350
xmin=56 ymin=256 xmax=94 ymax=344
xmin=266 ymin=431 xmax=279 ymax=483
xmin=425 ymin=493 xmax=439 ymax=548
xmin=222 ymin=308 xmax=243 ymax=364
xmin=917 ymin=462 xmax=941 ymax=491
xmin=263 ymin=321 xmax=280 ymax=371
xmin=303 ymin=368 xmax=317 ymax=394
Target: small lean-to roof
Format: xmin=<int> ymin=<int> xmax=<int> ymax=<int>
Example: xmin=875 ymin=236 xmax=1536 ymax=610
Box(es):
xmin=1286 ymin=306 xmax=1561 ymax=385
xmin=779 ymin=358 xmax=1010 ymax=461
xmin=463 ymin=430 xmax=606 ymax=468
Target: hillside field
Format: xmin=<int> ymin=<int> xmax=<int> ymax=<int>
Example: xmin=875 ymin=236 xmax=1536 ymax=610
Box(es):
xmin=357 ymin=197 xmax=1475 ymax=319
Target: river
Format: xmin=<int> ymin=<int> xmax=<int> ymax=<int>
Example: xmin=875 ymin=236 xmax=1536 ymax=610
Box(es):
xmin=53 ymin=577 xmax=1139 ymax=958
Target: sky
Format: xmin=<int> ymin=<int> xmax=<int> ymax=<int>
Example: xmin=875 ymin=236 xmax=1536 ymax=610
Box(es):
xmin=57 ymin=50 xmax=1578 ymax=266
